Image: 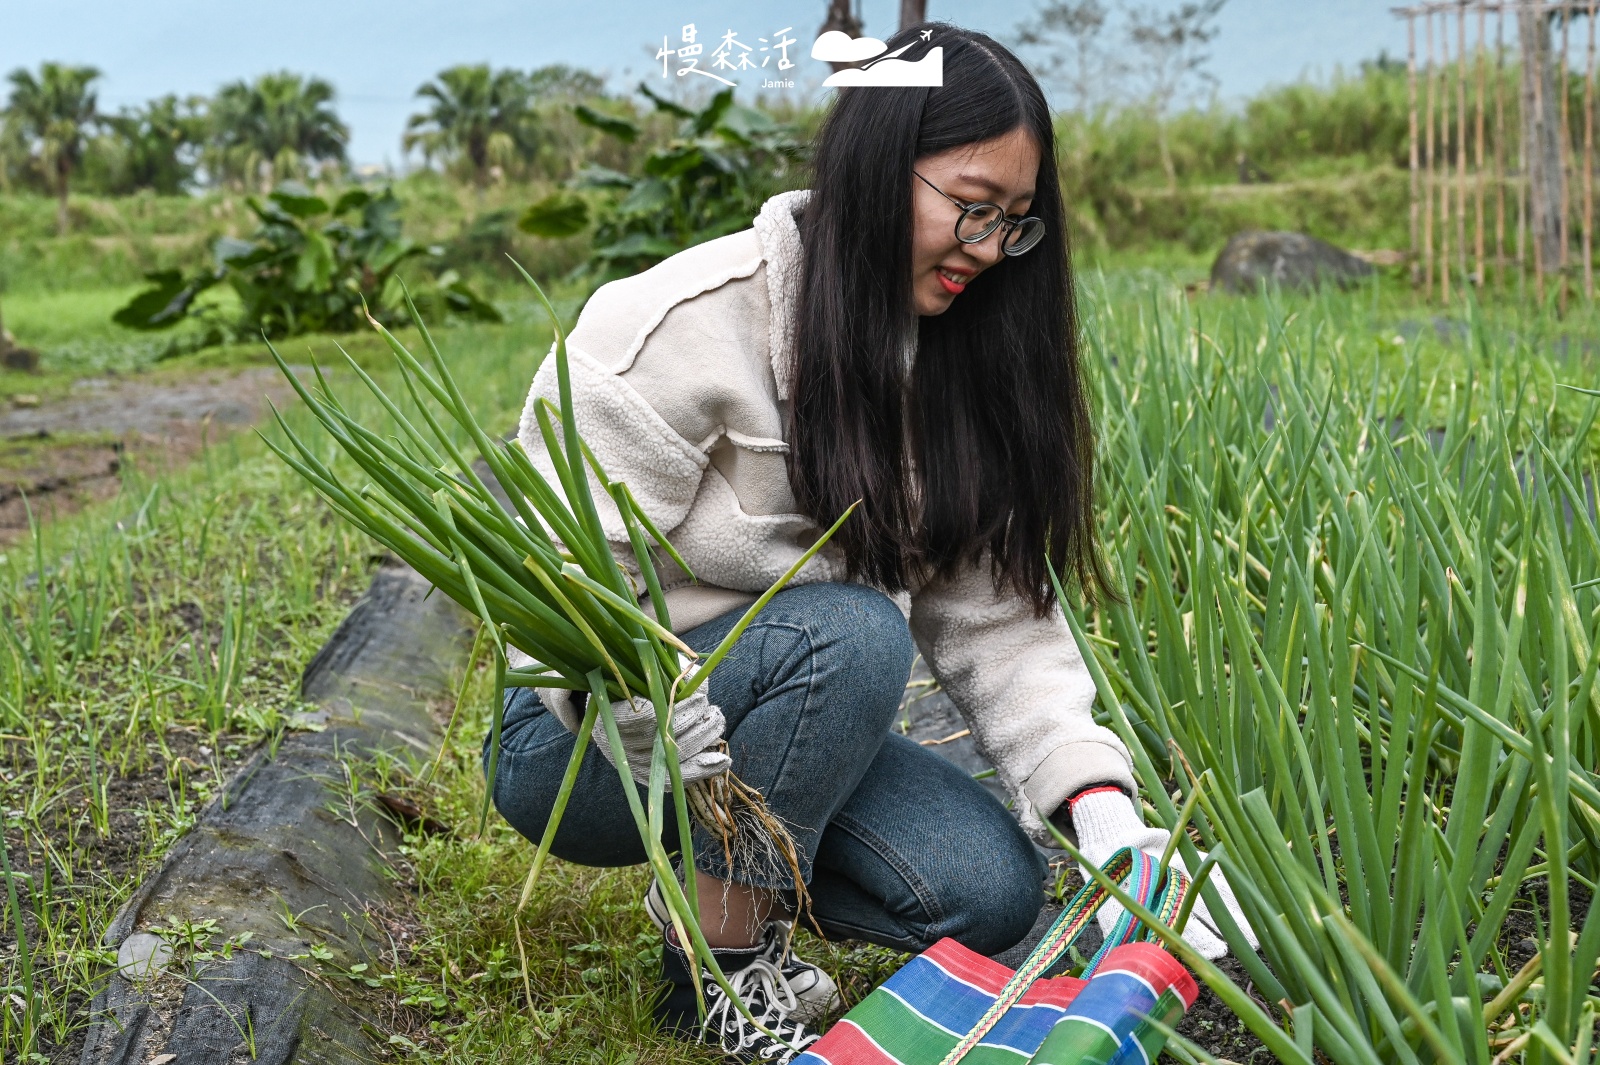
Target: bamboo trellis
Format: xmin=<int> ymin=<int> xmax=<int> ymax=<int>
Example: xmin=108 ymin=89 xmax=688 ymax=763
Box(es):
xmin=1395 ymin=0 xmax=1600 ymax=304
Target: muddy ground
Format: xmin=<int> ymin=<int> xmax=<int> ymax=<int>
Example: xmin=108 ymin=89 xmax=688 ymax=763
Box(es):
xmin=0 ymin=367 xmax=300 ymax=542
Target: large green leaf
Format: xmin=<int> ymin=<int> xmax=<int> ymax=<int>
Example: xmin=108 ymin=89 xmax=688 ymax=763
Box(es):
xmin=689 ymin=87 xmax=734 ymax=135
xmin=643 ymin=144 xmax=705 ymax=179
xmin=213 ymin=236 xmax=265 ymax=267
xmin=361 ymin=189 xmax=404 ymax=243
xmin=332 ymin=188 xmax=372 ymax=215
xmin=111 ymin=268 xmax=222 ymax=330
xmin=635 ymin=80 xmax=695 ymax=119
xmin=615 ymin=180 xmax=671 ymax=218
xmin=293 ymin=229 xmax=335 ymax=291
xmin=519 ymin=192 xmax=591 ymax=237
xmin=592 ymin=233 xmax=680 ymax=260
xmin=717 ymin=104 xmax=778 ymax=144
xmin=269 ymin=181 xmax=330 ymax=218
xmin=572 ymin=103 xmax=638 ymax=142
xmin=245 ymin=195 xmax=300 ymax=228
xmin=440 ymin=276 xmax=503 ymax=322
xmin=572 ymin=164 xmax=634 ymax=189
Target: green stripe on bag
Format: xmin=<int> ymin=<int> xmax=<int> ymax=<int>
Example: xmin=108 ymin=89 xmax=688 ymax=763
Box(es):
xmin=844 ymin=986 xmax=963 ymax=1061
xmin=843 ymin=984 xmax=1041 ymax=1063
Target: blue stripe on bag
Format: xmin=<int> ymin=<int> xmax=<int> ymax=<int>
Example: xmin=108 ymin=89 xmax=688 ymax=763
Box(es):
xmin=885 ymin=955 xmax=1074 ymax=1050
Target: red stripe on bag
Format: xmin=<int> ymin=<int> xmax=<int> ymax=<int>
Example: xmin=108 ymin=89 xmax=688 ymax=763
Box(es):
xmin=810 ymin=1019 xmax=905 ymax=1064
xmin=1018 ymin=973 xmax=1087 ymax=1010
xmin=1095 ymin=941 xmax=1200 ymax=1008
xmin=918 ymin=938 xmax=1087 ymax=1010
xmin=918 ymin=940 xmax=1016 ymax=996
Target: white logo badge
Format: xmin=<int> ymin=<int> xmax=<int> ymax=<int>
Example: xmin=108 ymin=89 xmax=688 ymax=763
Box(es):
xmin=811 ymin=30 xmax=943 ymax=87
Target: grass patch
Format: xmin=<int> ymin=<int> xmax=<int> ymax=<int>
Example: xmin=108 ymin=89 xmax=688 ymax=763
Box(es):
xmin=351 ymin=640 xmax=910 ymax=1062
xmin=0 ymin=308 xmax=553 ymax=1058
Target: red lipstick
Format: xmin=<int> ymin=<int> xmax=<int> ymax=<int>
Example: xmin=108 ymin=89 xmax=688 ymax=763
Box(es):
xmin=936 ymin=266 xmax=969 ymax=295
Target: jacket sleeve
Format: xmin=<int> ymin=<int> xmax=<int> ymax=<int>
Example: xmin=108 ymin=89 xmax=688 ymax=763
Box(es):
xmin=908 ymin=557 xmax=1137 ymax=842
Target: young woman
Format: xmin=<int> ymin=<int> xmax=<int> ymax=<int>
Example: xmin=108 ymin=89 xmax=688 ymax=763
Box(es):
xmin=486 ymin=21 xmax=1254 ymax=1063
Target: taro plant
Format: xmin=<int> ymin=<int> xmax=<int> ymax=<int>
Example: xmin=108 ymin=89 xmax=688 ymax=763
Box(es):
xmin=518 ymin=83 xmax=807 ymax=290
xmin=259 ymin=265 xmax=853 ymax=1041
xmin=1057 ymin=284 xmax=1600 ymax=1064
xmin=113 ymin=181 xmax=500 ymax=346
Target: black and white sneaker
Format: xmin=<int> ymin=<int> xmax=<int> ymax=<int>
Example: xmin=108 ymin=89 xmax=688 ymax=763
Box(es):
xmin=645 ymin=875 xmax=841 ymax=1024
xmin=658 ymin=930 xmax=821 ymax=1063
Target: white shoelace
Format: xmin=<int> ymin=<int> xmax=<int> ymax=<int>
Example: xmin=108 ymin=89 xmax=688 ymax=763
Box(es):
xmin=704 ymin=956 xmax=817 ymax=1059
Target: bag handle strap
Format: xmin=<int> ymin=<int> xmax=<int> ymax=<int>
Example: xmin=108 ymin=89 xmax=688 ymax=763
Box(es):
xmin=1076 ymin=848 xmax=1189 ymax=978
xmin=934 ymin=846 xmax=1189 ymax=1065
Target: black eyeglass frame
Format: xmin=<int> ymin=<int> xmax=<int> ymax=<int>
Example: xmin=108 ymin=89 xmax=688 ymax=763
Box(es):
xmin=912 ymin=170 xmax=1045 ymax=256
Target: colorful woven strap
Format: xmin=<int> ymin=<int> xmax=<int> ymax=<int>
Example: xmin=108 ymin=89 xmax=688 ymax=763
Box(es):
xmin=933 ymin=846 xmax=1188 ymax=1065
xmin=1079 ymin=848 xmax=1189 ymax=979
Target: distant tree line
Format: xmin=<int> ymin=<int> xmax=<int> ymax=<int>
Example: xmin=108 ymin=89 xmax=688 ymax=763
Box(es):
xmin=0 ymin=61 xmax=615 ymax=233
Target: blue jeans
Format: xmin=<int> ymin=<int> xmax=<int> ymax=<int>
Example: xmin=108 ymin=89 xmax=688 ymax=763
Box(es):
xmin=482 ymin=581 xmax=1045 ymax=955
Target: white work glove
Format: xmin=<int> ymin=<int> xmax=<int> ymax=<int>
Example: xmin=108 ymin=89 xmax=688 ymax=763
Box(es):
xmin=535 ymin=676 xmax=732 ymax=787
xmin=1064 ymin=787 xmax=1259 ymax=961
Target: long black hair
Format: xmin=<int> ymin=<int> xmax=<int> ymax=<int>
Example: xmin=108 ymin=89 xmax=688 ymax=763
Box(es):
xmin=786 ymin=20 xmax=1114 ymax=616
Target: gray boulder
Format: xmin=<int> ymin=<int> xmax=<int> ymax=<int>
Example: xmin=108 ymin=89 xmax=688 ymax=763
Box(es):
xmin=1210 ymin=230 xmax=1375 ymax=294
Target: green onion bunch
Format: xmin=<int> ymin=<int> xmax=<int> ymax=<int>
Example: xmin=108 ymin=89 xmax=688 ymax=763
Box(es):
xmin=260 ymin=265 xmax=852 ymax=1033
xmin=1058 ymin=284 xmax=1600 ymax=1065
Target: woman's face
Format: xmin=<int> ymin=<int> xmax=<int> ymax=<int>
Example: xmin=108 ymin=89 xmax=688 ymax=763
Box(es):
xmin=909 ymin=126 xmax=1040 ymax=317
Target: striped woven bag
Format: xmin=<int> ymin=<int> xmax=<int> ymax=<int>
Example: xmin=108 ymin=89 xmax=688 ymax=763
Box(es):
xmin=793 ymin=846 xmax=1200 ymax=1065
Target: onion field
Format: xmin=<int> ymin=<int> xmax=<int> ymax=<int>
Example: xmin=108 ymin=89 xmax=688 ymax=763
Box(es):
xmin=0 ymin=272 xmax=1594 ymax=1063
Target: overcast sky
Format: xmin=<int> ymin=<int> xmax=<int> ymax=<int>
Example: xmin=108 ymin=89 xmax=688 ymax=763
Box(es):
xmin=1 ymin=1 xmax=1410 ymax=167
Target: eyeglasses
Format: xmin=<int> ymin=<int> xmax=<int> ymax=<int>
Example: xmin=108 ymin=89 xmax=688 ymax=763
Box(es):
xmin=913 ymin=170 xmax=1045 ymax=256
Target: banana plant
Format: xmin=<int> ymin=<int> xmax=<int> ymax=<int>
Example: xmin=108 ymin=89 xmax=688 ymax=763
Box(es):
xmin=518 ymin=83 xmax=807 ymax=290
xmin=114 ymin=181 xmax=500 ymax=345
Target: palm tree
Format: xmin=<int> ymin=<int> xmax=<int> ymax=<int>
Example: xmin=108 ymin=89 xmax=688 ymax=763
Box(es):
xmin=525 ymin=63 xmax=606 ymax=101
xmin=208 ymin=72 xmax=348 ymax=190
xmin=102 ymin=94 xmax=208 ymax=195
xmin=4 ymin=62 xmax=101 ymax=235
xmin=404 ymin=65 xmax=538 ymax=188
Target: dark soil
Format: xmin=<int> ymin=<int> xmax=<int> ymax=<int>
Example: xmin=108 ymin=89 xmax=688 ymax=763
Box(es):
xmin=5 ymin=724 xmax=260 ymax=1063
xmin=0 ymin=367 xmax=300 ymax=543
xmin=1173 ymin=952 xmax=1275 ymax=1063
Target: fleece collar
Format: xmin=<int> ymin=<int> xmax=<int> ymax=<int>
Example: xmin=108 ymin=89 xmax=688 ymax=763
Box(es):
xmin=750 ymin=188 xmax=812 ymax=402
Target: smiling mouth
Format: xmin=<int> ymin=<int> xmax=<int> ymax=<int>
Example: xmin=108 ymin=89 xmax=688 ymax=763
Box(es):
xmin=937 ymin=267 xmax=969 ymax=294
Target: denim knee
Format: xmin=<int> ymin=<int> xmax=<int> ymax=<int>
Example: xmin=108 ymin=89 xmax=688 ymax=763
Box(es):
xmin=768 ymin=582 xmax=915 ymax=686
xmin=932 ymin=833 xmax=1045 ymax=956
xmin=481 ymin=684 xmax=548 ymax=785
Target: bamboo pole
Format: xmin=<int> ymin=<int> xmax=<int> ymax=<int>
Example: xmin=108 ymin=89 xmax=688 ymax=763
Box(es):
xmin=1561 ymin=4 xmax=1573 ymax=310
xmin=1410 ymin=13 xmax=1422 ymax=286
xmin=1457 ymin=2 xmax=1470 ymax=285
xmin=1533 ymin=0 xmax=1547 ymax=303
xmin=1519 ymin=22 xmax=1529 ymax=302
xmin=1427 ymin=9 xmax=1439 ymax=298
xmin=1477 ymin=2 xmax=1488 ymax=285
xmin=1497 ymin=3 xmax=1509 ymax=288
xmin=1442 ymin=8 xmax=1454 ymax=302
xmin=1586 ymin=0 xmax=1596 ymax=299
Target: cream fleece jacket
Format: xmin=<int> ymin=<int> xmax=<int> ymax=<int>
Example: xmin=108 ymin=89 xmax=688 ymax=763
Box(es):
xmin=509 ymin=187 xmax=1137 ymax=841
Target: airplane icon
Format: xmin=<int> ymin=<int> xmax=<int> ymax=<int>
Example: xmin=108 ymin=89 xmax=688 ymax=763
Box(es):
xmin=920 ymin=29 xmax=932 ymax=40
